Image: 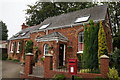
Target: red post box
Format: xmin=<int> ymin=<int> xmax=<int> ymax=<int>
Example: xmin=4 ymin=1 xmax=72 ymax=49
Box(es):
xmin=69 ymin=59 xmax=77 ymax=75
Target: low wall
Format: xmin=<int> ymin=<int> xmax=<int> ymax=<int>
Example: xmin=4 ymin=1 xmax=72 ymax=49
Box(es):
xmin=44 ymin=70 xmax=103 ymax=78
xmin=44 ymin=55 xmax=109 ymax=78
xmin=21 ymin=54 xmax=109 ymax=79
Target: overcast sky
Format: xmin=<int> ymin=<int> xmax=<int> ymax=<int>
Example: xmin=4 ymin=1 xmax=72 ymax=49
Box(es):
xmin=0 ymin=0 xmax=118 ymax=39
xmin=0 ymin=0 xmax=37 ymax=39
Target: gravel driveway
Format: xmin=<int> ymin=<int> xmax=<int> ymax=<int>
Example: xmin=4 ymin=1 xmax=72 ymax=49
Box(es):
xmin=2 ymin=60 xmax=22 ymax=78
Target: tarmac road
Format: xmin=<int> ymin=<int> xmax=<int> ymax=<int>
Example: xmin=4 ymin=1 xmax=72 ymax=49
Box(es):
xmin=2 ymin=60 xmax=22 ymax=78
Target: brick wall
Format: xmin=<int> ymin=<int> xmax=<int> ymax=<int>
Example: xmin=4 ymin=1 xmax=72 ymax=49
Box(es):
xmin=8 ymin=38 xmax=30 ymax=62
xmin=43 ymin=55 xmax=109 ymax=78
xmin=8 ymin=19 xmax=112 ymax=67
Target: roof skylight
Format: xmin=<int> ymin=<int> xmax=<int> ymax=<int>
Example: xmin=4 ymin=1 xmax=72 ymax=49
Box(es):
xmin=39 ymin=24 xmax=50 ymax=29
xmin=14 ymin=33 xmax=19 ymax=37
xmin=75 ymin=15 xmax=90 ymax=23
xmin=21 ymin=32 xmax=26 ymax=36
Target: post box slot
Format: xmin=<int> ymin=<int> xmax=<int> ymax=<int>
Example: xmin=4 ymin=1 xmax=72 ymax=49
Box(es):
xmin=69 ymin=62 xmax=75 ymax=63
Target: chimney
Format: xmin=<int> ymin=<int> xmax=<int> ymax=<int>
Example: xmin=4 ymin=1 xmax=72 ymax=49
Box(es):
xmin=21 ymin=23 xmax=28 ymax=30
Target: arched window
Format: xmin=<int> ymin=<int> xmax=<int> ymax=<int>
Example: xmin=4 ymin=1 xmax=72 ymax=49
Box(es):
xmin=78 ymin=32 xmax=84 ymax=52
xmin=10 ymin=42 xmax=14 ymax=53
xmin=44 ymin=44 xmax=49 ymax=55
xmin=16 ymin=41 xmax=20 ymax=53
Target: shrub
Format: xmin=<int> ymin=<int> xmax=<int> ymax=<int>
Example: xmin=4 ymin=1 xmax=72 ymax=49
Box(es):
xmin=98 ymin=21 xmax=108 ymax=59
xmin=34 ymin=52 xmax=39 ymax=63
xmin=25 ymin=40 xmax=33 ymax=53
xmin=94 ymin=76 xmax=106 ymax=80
xmin=24 ymin=40 xmax=33 ymax=60
xmin=54 ymin=74 xmax=65 ymax=80
xmin=33 ymin=46 xmax=39 ymax=50
xmin=41 ymin=57 xmax=45 ymax=61
xmin=2 ymin=53 xmax=8 ymax=60
xmin=107 ymin=67 xmax=120 ymax=79
xmin=48 ymin=46 xmax=53 ymax=50
xmin=13 ymin=59 xmax=20 ymax=62
xmin=80 ymin=69 xmax=91 ymax=73
xmin=74 ymin=76 xmax=83 ymax=80
xmin=67 ymin=46 xmax=72 ymax=48
xmin=111 ymin=49 xmax=120 ymax=76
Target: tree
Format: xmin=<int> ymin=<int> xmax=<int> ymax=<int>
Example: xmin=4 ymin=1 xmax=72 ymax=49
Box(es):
xmin=0 ymin=21 xmax=8 ymax=40
xmin=102 ymin=2 xmax=120 ymax=34
xmin=108 ymin=2 xmax=120 ymax=34
xmin=25 ymin=2 xmax=96 ymax=26
xmin=98 ymin=21 xmax=108 ymax=59
xmin=113 ymin=32 xmax=120 ymax=50
xmin=82 ymin=20 xmax=99 ymax=69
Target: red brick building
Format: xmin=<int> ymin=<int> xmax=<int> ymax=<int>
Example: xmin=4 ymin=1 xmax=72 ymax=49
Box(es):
xmin=8 ymin=5 xmax=112 ymax=69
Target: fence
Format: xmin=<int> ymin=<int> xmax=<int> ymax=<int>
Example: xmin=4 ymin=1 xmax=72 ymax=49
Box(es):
xmin=52 ymin=60 xmax=100 ymax=74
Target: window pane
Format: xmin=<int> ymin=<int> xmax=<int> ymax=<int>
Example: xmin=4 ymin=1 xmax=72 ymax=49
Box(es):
xmin=79 ymin=32 xmax=84 ymax=43
xmin=44 ymin=44 xmax=49 ymax=55
xmin=78 ymin=32 xmax=84 ymax=51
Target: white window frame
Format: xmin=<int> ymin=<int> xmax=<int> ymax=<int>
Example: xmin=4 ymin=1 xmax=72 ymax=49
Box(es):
xmin=44 ymin=44 xmax=49 ymax=56
xmin=63 ymin=44 xmax=66 ymax=66
xmin=16 ymin=42 xmax=20 ymax=53
xmin=77 ymin=32 xmax=84 ymax=54
xmin=10 ymin=42 xmax=14 ymax=53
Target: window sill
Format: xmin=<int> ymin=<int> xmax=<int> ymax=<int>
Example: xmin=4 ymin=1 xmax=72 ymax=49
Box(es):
xmin=17 ymin=51 xmax=20 ymax=54
xmin=77 ymin=51 xmax=83 ymax=54
xmin=45 ymin=54 xmax=53 ymax=57
xmin=10 ymin=51 xmax=13 ymax=53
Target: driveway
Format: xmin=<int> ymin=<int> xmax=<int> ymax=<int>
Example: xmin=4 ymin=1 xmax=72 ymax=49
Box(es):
xmin=2 ymin=60 xmax=22 ymax=78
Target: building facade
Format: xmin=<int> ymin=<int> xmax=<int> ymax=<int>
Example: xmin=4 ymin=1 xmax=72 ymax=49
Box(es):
xmin=8 ymin=5 xmax=112 ymax=69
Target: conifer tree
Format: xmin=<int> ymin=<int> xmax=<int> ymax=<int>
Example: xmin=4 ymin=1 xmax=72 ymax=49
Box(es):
xmin=82 ymin=25 xmax=89 ymax=68
xmin=98 ymin=21 xmax=108 ymax=59
xmin=82 ymin=20 xmax=99 ymax=69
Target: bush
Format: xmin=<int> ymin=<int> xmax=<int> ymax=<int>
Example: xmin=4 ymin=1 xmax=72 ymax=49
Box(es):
xmin=41 ymin=57 xmax=45 ymax=61
xmin=80 ymin=69 xmax=91 ymax=73
xmin=94 ymin=76 xmax=106 ymax=80
xmin=2 ymin=53 xmax=8 ymax=60
xmin=54 ymin=74 xmax=65 ymax=80
xmin=74 ymin=76 xmax=83 ymax=80
xmin=25 ymin=40 xmax=33 ymax=53
xmin=13 ymin=59 xmax=20 ymax=62
xmin=112 ymin=49 xmax=120 ymax=76
xmin=107 ymin=67 xmax=120 ymax=79
xmin=98 ymin=21 xmax=108 ymax=59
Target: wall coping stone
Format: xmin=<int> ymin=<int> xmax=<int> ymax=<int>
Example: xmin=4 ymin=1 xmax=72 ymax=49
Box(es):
xmin=100 ymin=55 xmax=109 ymax=59
xmin=26 ymin=53 xmax=34 ymax=56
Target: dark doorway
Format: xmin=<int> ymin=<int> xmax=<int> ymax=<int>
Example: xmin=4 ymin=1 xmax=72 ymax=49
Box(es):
xmin=59 ymin=44 xmax=64 ymax=66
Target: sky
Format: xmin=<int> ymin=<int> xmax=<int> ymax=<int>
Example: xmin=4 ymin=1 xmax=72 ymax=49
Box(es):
xmin=0 ymin=0 xmax=37 ymax=39
xmin=0 ymin=0 xmax=118 ymax=39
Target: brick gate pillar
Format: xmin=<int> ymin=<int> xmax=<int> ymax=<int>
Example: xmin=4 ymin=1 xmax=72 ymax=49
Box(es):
xmin=100 ymin=55 xmax=109 ymax=77
xmin=24 ymin=53 xmax=34 ymax=75
xmin=44 ymin=54 xmax=53 ymax=78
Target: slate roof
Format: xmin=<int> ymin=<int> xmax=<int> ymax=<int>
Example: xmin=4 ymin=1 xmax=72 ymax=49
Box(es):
xmin=36 ymin=32 xmax=68 ymax=42
xmin=9 ymin=25 xmax=40 ymax=40
xmin=9 ymin=5 xmax=108 ymax=40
